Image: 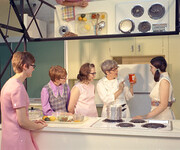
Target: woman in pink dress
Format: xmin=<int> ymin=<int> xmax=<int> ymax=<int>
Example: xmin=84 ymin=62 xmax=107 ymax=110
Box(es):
xmin=56 ymin=0 xmax=89 ymax=7
xmin=68 ymin=63 xmax=98 ymax=117
xmin=0 ymin=51 xmax=47 ymax=150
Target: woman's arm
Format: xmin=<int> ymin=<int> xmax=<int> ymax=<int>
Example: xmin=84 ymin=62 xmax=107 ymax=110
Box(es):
xmin=16 ymin=107 xmax=47 ymax=131
xmin=133 ymin=79 xmax=170 ymax=119
xmin=97 ymin=81 xmax=124 ymax=105
xmin=68 ymin=86 xmax=80 ymax=114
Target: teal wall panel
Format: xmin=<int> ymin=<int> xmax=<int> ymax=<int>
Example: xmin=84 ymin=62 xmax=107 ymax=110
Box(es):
xmin=26 ymin=41 xmax=64 ymax=98
xmin=0 ymin=43 xmax=12 ymax=89
xmin=1 ymin=41 xmax=64 ymax=98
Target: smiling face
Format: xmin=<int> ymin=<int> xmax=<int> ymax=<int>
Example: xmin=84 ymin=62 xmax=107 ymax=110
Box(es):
xmin=106 ymin=66 xmax=118 ymax=80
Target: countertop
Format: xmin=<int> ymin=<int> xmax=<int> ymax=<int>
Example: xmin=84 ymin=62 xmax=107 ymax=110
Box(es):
xmin=37 ymin=118 xmax=180 ymax=138
xmin=1 ymin=118 xmax=180 ymax=138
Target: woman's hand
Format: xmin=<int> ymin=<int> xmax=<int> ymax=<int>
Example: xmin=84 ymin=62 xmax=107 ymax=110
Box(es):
xmin=34 ymin=119 xmax=47 ymax=126
xmin=132 ymin=115 xmax=144 ymax=120
xmin=118 ymin=81 xmax=124 ymax=91
xmin=78 ymin=0 xmax=88 ymax=7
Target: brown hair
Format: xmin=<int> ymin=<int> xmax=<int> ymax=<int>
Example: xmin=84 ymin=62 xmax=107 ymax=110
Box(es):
xmin=77 ymin=63 xmax=95 ymax=81
xmin=49 ymin=65 xmax=67 ymax=82
xmin=12 ymin=51 xmax=35 ymax=73
xmin=150 ymin=56 xmax=167 ymax=82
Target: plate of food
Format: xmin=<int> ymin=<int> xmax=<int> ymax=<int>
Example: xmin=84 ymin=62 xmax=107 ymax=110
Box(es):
xmin=42 ymin=113 xmax=88 ymax=124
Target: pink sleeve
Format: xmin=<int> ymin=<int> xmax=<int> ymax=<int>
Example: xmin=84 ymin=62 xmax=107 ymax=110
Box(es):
xmin=11 ymin=85 xmax=27 ymax=108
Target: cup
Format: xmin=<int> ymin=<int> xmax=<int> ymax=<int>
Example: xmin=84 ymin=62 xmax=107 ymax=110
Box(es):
xmin=129 ymin=73 xmax=136 ymax=83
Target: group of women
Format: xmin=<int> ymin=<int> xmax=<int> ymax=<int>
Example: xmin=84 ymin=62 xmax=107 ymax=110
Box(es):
xmin=40 ymin=57 xmax=175 ymax=121
xmin=0 ymin=51 xmax=175 ymax=150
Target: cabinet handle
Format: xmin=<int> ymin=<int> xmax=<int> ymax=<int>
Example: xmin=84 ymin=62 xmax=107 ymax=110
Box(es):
xmin=131 ymin=45 xmax=134 ymax=52
xmin=138 ymin=45 xmax=141 ymax=52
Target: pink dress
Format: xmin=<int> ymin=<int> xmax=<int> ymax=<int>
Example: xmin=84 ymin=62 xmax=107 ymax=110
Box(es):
xmin=1 ymin=78 xmax=38 ymax=150
xmin=74 ymin=82 xmax=98 ymax=117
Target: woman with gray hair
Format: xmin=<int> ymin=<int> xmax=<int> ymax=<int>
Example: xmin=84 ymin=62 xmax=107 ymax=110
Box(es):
xmin=97 ymin=60 xmax=135 ymax=118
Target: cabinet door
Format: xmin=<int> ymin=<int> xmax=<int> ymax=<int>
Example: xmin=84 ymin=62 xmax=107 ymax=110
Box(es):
xmin=89 ymin=39 xmax=111 ymax=78
xmin=109 ymin=38 xmax=136 ymax=56
xmin=135 ymin=36 xmax=168 ymax=55
xmin=68 ymin=40 xmax=90 ymax=79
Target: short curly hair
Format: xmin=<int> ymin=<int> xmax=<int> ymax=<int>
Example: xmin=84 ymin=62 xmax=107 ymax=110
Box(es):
xmin=49 ymin=65 xmax=67 ymax=82
xmin=101 ymin=60 xmax=118 ymax=75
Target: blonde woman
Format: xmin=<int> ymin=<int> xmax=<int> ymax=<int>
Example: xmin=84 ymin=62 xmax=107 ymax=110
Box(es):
xmin=1 ymin=51 xmax=47 ymax=150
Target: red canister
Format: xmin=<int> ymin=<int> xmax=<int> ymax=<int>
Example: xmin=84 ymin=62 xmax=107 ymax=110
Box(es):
xmin=129 ymin=74 xmax=136 ymax=83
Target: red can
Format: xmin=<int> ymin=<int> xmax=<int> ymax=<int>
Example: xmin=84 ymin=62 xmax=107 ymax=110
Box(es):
xmin=129 ymin=74 xmax=136 ymax=83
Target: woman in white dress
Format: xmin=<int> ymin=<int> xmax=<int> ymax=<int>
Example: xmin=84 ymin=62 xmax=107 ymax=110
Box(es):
xmin=133 ymin=56 xmax=175 ymax=120
xmin=97 ymin=60 xmax=135 ymax=118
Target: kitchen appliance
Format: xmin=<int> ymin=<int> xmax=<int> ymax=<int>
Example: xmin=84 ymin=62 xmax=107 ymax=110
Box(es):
xmin=118 ymin=64 xmax=155 ymax=117
xmin=91 ymin=118 xmax=172 ymax=131
xmin=115 ymin=0 xmax=170 ymax=34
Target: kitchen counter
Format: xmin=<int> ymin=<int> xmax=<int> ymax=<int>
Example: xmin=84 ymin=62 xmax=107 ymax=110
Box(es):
xmin=1 ymin=118 xmax=180 ymax=150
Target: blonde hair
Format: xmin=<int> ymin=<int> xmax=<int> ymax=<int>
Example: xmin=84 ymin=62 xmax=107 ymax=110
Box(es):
xmin=49 ymin=65 xmax=67 ymax=82
xmin=12 ymin=51 xmax=35 ymax=73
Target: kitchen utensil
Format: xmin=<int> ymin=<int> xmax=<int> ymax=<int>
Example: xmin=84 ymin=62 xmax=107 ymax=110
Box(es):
xmin=107 ymin=104 xmax=122 ymax=120
xmin=59 ymin=26 xmax=69 ymax=36
xmin=119 ymin=19 xmax=135 ymax=33
xmin=73 ymin=114 xmax=84 ymax=122
xmin=28 ymin=107 xmax=42 ymax=120
xmin=97 ymin=21 xmax=105 ymax=31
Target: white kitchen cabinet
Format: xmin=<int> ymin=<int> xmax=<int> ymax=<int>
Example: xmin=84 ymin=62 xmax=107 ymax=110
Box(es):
xmin=109 ymin=36 xmax=168 ymax=56
xmin=68 ymin=39 xmax=111 ymax=79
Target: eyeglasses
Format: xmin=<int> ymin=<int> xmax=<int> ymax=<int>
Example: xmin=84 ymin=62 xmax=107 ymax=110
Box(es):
xmin=110 ymin=67 xmax=118 ymax=72
xmin=60 ymin=76 xmax=67 ymax=80
xmin=30 ymin=64 xmax=36 ymax=69
xmin=89 ymin=72 xmax=96 ymax=75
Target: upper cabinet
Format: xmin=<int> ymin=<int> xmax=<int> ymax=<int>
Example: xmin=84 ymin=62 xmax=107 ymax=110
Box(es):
xmin=68 ymin=39 xmax=111 ymax=79
xmin=109 ymin=36 xmax=168 ymax=56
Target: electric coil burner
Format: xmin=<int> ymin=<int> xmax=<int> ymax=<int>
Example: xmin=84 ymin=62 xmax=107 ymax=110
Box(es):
xmin=131 ymin=5 xmax=144 ymax=17
xmin=148 ymin=4 xmax=165 ymax=20
xmin=141 ymin=123 xmax=167 ymax=129
xmin=130 ymin=119 xmax=146 ymax=123
xmin=116 ymin=123 xmax=135 ymax=128
xmin=103 ymin=118 xmax=124 ymax=123
xmin=115 ymin=0 xmax=169 ymax=34
xmin=91 ymin=118 xmax=172 ymax=131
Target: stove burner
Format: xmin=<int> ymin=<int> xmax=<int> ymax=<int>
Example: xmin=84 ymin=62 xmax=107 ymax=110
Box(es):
xmin=103 ymin=118 xmax=124 ymax=123
xmin=138 ymin=21 xmax=151 ymax=33
xmin=130 ymin=119 xmax=146 ymax=123
xmin=131 ymin=5 xmax=144 ymax=17
xmin=141 ymin=123 xmax=167 ymax=129
xmin=148 ymin=3 xmax=165 ymax=20
xmin=116 ymin=123 xmax=135 ymax=127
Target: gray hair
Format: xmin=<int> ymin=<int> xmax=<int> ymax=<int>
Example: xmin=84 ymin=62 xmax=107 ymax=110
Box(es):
xmin=101 ymin=60 xmax=118 ymax=74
